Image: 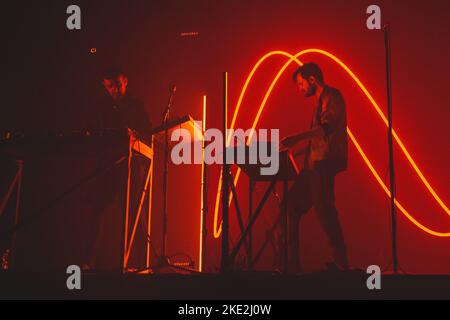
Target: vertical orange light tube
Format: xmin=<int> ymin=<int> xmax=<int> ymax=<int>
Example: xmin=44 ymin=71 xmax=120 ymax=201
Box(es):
xmin=199 ymin=95 xmax=207 ymax=272
xmin=146 ymin=137 xmax=154 ymax=270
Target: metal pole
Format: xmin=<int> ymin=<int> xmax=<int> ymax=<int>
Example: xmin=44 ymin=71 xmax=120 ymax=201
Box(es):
xmin=162 ymin=114 xmax=169 ymax=259
xmin=200 ymin=95 xmax=208 ymax=272
xmin=384 ymin=23 xmax=398 ymax=273
xmin=221 ymin=72 xmax=230 ymax=273
xmin=248 ymin=178 xmax=253 ymax=270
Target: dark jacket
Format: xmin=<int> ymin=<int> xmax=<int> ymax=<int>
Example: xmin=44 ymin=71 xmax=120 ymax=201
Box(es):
xmin=304 ymin=85 xmax=348 ymax=173
xmin=92 ymin=93 xmax=151 ymax=140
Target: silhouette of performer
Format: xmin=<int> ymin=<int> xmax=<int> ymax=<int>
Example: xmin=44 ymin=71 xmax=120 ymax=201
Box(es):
xmin=281 ymin=62 xmax=348 ymax=272
xmin=85 ymin=67 xmax=151 ymax=270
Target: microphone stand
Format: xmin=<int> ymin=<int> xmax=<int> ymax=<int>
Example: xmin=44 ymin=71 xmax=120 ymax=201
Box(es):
xmin=151 ymin=85 xmax=195 ymax=273
xmin=384 ymin=24 xmax=398 ymax=274
xmin=133 ymin=85 xmax=198 ymax=274
xmin=157 ymin=86 xmax=175 ymax=270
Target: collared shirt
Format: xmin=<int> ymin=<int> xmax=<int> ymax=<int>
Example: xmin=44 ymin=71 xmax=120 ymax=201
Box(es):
xmin=304 ymin=85 xmax=348 ymax=173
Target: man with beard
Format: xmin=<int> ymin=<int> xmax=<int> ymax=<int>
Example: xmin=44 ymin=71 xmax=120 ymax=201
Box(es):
xmin=280 ymin=62 xmax=348 ymax=273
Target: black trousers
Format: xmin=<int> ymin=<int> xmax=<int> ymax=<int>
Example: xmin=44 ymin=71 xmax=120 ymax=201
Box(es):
xmin=287 ymin=161 xmax=347 ymax=272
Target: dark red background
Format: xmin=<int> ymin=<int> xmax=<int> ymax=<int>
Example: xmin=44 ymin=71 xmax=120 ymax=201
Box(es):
xmin=2 ymin=0 xmax=450 ymax=273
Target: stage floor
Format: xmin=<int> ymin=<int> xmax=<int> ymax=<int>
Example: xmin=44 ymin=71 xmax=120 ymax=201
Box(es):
xmin=1 ymin=270 xmax=450 ymax=300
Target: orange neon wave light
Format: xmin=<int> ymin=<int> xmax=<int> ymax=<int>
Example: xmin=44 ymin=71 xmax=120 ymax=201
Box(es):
xmin=213 ymin=49 xmax=450 ymax=238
